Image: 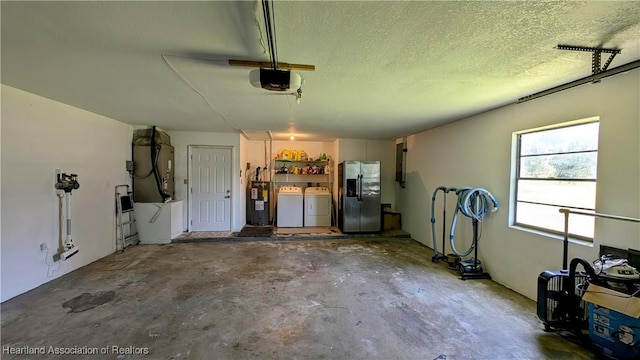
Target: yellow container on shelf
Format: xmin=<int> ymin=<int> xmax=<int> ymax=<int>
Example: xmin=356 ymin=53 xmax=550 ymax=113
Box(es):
xmin=298 ymin=150 xmax=308 ymax=161
xmin=281 ymin=149 xmax=291 ymax=160
xmin=290 ymin=149 xmax=298 ymax=161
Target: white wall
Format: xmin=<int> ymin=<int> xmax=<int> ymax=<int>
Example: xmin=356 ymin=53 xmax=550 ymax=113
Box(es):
xmin=269 ymin=139 xmax=336 ymax=186
xmin=1 ymin=85 xmax=131 ymax=302
xmin=243 ymin=139 xmax=337 ymax=223
xmin=397 ymin=70 xmax=640 ymax=300
xmin=241 ymin=138 xmax=397 ymax=223
xmin=242 ymin=138 xmax=337 ymax=183
xmin=168 ymin=131 xmax=244 ymax=231
xmin=171 ymin=136 xmax=395 ymax=230
xmin=243 ymin=139 xmax=273 ymax=183
xmin=271 ymin=140 xmax=335 ymax=164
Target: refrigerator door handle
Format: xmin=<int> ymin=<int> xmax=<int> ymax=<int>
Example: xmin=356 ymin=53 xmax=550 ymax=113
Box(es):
xmin=358 ymin=174 xmax=363 ymax=201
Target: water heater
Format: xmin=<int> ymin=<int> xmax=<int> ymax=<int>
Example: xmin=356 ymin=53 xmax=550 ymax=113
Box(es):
xmin=248 ymin=181 xmax=270 ymax=226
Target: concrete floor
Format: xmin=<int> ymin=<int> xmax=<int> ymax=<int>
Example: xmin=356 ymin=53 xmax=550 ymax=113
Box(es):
xmin=1 ymin=237 xmax=597 ymax=359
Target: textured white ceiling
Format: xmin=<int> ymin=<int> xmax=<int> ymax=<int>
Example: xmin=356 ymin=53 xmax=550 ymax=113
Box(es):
xmin=2 ymin=1 xmax=639 ymax=140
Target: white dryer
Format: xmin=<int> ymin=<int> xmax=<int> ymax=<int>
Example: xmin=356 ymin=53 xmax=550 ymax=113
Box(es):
xmin=304 ymin=187 xmax=331 ymax=227
xmin=277 ymin=186 xmax=303 ymax=227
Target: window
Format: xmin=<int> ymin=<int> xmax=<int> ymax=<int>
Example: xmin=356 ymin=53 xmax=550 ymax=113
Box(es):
xmin=513 ymin=120 xmax=599 ymax=240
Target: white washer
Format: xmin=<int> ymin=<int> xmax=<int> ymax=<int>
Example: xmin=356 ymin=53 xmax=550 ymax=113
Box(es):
xmin=304 ymin=187 xmax=331 ymax=227
xmin=277 ymin=186 xmax=303 ymax=227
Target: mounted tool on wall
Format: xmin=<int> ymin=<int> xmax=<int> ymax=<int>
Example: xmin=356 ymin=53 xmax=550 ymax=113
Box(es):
xmin=449 ymin=187 xmax=498 ymax=280
xmin=55 ymin=171 xmax=80 ymax=260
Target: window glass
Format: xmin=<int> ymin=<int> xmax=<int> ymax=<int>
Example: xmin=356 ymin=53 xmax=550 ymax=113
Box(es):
xmin=520 ymin=122 xmax=599 ymax=156
xmin=517 ymin=180 xmax=595 ymax=209
xmin=520 ymin=153 xmax=597 ymax=179
xmin=515 ymin=202 xmax=595 ymax=238
xmin=514 ymin=121 xmax=599 ymax=239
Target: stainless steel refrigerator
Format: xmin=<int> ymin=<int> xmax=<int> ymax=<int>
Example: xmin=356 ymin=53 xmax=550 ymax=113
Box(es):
xmin=338 ymin=161 xmax=381 ymax=232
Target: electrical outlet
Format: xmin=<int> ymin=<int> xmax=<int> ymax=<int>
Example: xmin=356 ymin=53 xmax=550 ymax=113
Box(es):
xmin=40 ymin=243 xmax=47 ymax=252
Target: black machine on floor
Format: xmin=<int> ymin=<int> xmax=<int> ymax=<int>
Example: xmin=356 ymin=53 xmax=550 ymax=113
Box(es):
xmin=536 ymin=259 xmax=599 ymax=332
xmin=538 ymin=254 xmax=640 ymax=334
xmin=538 ymin=209 xmax=640 ymax=335
xmin=536 ymin=208 xmax=595 ymax=332
xmin=536 ymin=237 xmax=629 ymax=332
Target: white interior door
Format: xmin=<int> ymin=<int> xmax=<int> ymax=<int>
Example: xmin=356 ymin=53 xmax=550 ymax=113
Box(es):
xmin=190 ymin=147 xmax=232 ymax=231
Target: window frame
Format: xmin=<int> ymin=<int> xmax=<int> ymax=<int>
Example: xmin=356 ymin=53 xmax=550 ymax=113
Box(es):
xmin=512 ymin=118 xmax=599 ymax=241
